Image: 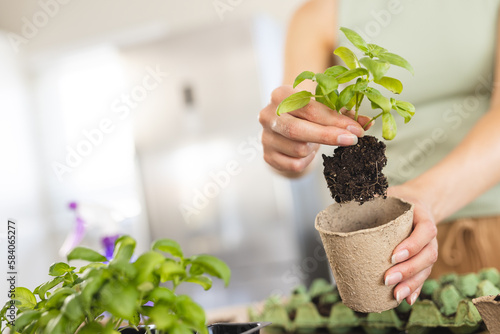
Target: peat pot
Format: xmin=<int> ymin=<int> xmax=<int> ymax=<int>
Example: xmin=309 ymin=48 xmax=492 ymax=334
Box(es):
xmin=473 ymin=294 xmax=500 ymax=333
xmin=315 ymin=196 xmax=414 ymax=313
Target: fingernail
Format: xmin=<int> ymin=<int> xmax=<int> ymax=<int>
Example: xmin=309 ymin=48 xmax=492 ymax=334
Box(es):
xmin=347 ymin=125 xmax=364 ymax=137
xmin=391 ymin=249 xmax=409 ymax=264
xmin=385 ymin=272 xmax=403 ymax=286
xmin=396 ymin=287 xmax=411 ymax=302
xmin=337 ymin=134 xmax=358 ymax=146
xmin=410 ymin=292 xmax=419 ymax=305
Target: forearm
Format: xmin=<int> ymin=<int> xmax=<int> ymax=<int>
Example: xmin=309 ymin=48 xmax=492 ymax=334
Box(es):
xmin=406 ymin=107 xmax=500 ymax=222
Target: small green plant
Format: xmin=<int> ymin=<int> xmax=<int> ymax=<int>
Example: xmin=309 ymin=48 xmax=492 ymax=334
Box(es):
xmin=276 ymin=27 xmax=415 ymax=140
xmin=0 ymin=236 xmax=231 ymax=334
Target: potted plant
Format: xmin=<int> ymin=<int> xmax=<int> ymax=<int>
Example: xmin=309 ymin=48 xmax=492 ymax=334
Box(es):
xmin=0 ymin=235 xmax=240 ymax=334
xmin=276 ymin=27 xmax=416 ymax=313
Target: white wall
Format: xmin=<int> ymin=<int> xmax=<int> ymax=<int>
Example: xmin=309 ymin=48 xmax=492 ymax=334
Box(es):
xmin=0 ymin=31 xmax=55 ymax=296
xmin=0 ymin=0 xmax=306 ymax=56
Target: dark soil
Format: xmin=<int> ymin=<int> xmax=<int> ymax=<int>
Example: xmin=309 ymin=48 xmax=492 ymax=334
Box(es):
xmin=322 ymin=135 xmax=388 ymax=204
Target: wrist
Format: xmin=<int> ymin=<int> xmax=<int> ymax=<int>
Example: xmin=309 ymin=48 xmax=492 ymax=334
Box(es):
xmin=403 ymin=178 xmax=446 ymax=223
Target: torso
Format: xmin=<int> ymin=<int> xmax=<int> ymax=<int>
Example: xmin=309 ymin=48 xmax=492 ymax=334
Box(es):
xmin=323 ymin=0 xmax=500 ymax=220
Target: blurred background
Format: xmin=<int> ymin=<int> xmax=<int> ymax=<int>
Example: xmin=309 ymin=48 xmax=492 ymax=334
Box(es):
xmin=0 ymin=0 xmax=334 ymax=311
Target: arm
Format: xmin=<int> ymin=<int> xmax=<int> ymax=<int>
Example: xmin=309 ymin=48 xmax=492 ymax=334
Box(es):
xmin=258 ymin=0 xmax=370 ymax=178
xmin=384 ymin=12 xmax=500 ymax=305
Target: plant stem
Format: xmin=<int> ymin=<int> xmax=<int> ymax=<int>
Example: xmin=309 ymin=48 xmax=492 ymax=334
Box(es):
xmin=354 ymin=94 xmax=359 ymax=122
xmin=114 ymin=318 xmax=123 ymax=329
xmin=363 ymin=111 xmax=383 ymax=130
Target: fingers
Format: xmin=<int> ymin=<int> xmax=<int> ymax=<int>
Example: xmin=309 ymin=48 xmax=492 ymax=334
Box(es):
xmin=263 ymin=145 xmax=317 ymax=174
xmin=269 ymin=86 xmax=367 ymax=136
xmin=391 ymin=208 xmax=437 ymax=265
xmin=262 ymin=129 xmax=319 ymax=158
xmin=407 ymin=285 xmax=422 ymax=306
xmin=260 ymin=85 xmax=372 ymax=174
xmin=386 ymin=238 xmax=438 ymax=283
xmin=394 ymin=266 xmax=432 ymax=304
xmin=384 ymin=202 xmax=437 ymax=305
xmin=269 ymin=113 xmax=360 ymax=146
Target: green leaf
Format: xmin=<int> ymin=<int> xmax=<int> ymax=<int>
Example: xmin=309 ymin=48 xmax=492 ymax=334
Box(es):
xmin=80 ymin=271 xmax=106 ymax=305
xmin=325 ymin=90 xmax=339 ymax=111
xmin=362 ymin=87 xmax=391 ymax=113
xmin=13 ymin=287 xmax=37 ymax=310
xmin=38 ymin=277 xmax=64 ymax=300
xmin=336 ymin=68 xmax=368 ymax=84
xmin=345 ymin=94 xmax=357 ymax=110
xmin=276 ymin=91 xmax=312 ymax=116
xmin=152 ymin=239 xmax=183 ymax=258
xmin=354 ymin=78 xmax=369 ymax=91
xmin=367 ymin=43 xmax=387 ymax=57
xmin=184 ymin=276 xmax=213 ymax=291
xmin=382 ymin=112 xmax=397 ymax=140
xmin=395 ymin=100 xmax=416 ymax=113
xmin=375 ymin=76 xmax=403 ymax=94
xmin=393 ymin=100 xmax=416 ymax=123
xmin=149 ymin=303 xmax=176 ymax=331
xmin=314 ymin=85 xmax=327 ymax=105
xmin=315 ymin=73 xmax=338 ymax=94
xmin=13 ymin=310 xmax=41 ymax=332
xmin=149 ymin=286 xmax=175 ymax=304
xmin=67 ymin=247 xmax=107 ymax=263
xmin=175 ymin=295 xmax=206 ymax=332
xmin=34 ymin=309 xmax=57 ymax=329
xmin=100 ymin=281 xmax=139 ymax=321
xmin=109 ymin=260 xmax=137 ymax=279
xmin=61 ymin=294 xmax=84 ymax=322
xmin=77 ymin=322 xmax=104 ymax=334
xmin=324 ymin=65 xmax=348 ymax=77
xmin=337 ymin=84 xmax=356 ymax=111
xmin=394 ymin=108 xmax=414 ymax=123
xmin=171 ymin=322 xmax=198 ymax=334
xmin=130 ymin=311 xmax=141 ymax=327
xmin=340 ymin=27 xmax=368 ymax=53
xmin=45 ymin=313 xmax=67 ymax=334
xmin=137 ymin=281 xmax=155 ymax=293
xmin=78 ymin=262 xmax=106 ymax=274
xmin=45 ymin=287 xmax=74 ymax=308
xmin=157 ymin=260 xmax=186 ymax=282
xmin=333 ymin=46 xmax=359 ymax=69
xmin=293 ymin=71 xmax=315 ymax=88
xmin=359 ymin=57 xmax=390 ymax=81
xmin=48 ymin=262 xmax=73 ymax=277
xmin=378 ymin=52 xmax=414 ymax=75
xmin=189 ymin=255 xmax=231 ymax=287
xmin=133 ymin=251 xmax=166 ymax=285
xmin=112 ymin=235 xmax=136 ymax=263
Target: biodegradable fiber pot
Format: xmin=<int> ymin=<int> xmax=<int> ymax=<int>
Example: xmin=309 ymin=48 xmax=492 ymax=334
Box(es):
xmin=315 ymin=196 xmax=414 ymax=313
xmin=472 ymin=294 xmax=500 ymax=333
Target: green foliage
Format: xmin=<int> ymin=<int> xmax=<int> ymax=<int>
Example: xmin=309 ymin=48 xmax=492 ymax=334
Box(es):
xmin=277 ymin=27 xmax=416 ymax=140
xmin=0 ymin=236 xmax=231 ymax=334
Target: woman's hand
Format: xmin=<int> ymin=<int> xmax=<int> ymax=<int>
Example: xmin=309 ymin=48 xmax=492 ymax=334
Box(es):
xmin=385 ymin=184 xmax=438 ymax=305
xmin=258 ymin=85 xmax=372 ymax=177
